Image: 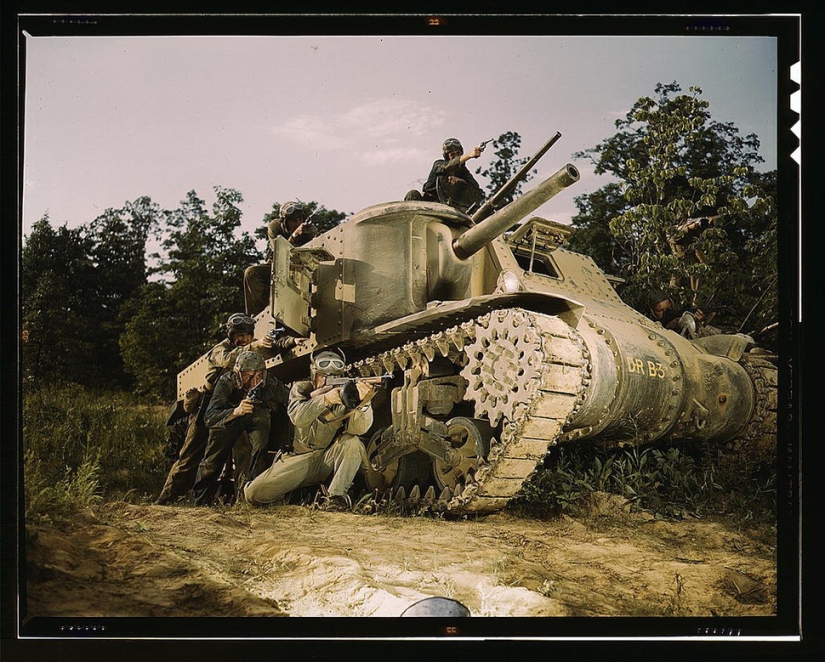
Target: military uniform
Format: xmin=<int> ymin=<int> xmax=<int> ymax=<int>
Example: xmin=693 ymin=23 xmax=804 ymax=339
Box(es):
xmin=192 ymin=370 xmax=289 ymax=506
xmin=243 ymin=380 xmax=372 ymax=506
xmin=155 ymin=338 xmax=277 ymax=505
xmin=421 ymin=156 xmax=483 ymax=212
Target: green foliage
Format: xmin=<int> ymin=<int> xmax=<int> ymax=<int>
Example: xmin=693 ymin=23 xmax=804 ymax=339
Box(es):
xmin=568 ymin=82 xmax=777 ymax=340
xmin=22 ymin=384 xmax=168 ymax=520
xmin=22 ymin=200 xmax=161 ymax=390
xmin=121 ymin=187 xmax=261 ymax=398
xmin=475 ymin=131 xmax=536 ymax=204
xmin=511 ymin=440 xmax=776 ymax=525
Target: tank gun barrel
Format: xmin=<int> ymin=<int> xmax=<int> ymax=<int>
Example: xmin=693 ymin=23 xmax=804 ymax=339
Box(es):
xmin=452 ymin=163 xmax=580 ymax=260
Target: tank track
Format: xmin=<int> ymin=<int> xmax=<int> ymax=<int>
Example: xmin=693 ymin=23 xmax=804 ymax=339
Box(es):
xmin=352 ymin=308 xmax=590 ymax=515
xmin=735 ymin=354 xmax=779 ymax=462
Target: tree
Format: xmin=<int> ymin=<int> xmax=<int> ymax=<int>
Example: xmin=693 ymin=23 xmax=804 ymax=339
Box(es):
xmin=567 ymin=82 xmax=776 ymax=337
xmin=475 ymin=131 xmax=537 ymax=205
xmin=21 ymin=199 xmax=160 ymax=390
xmin=120 ymin=187 xmax=262 ymax=398
xmin=22 ymin=216 xmax=98 ymax=388
xmin=85 ymin=197 xmax=161 ymax=385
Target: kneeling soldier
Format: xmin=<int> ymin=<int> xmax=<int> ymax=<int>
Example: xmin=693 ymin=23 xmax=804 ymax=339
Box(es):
xmin=244 ymin=350 xmax=382 ymax=511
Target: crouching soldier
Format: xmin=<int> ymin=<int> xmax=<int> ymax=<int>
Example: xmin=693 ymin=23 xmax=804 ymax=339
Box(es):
xmin=243 ymin=350 xmax=383 ymax=511
xmin=155 ymin=313 xmax=276 ymax=505
xmin=192 ymin=350 xmax=289 ymax=507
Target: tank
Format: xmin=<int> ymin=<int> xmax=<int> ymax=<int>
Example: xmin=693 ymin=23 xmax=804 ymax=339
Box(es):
xmin=178 ymin=162 xmax=777 ymax=515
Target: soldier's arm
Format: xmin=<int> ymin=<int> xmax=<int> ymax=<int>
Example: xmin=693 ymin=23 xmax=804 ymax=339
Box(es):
xmin=287 ymin=383 xmax=344 ymax=427
xmin=204 ymin=377 xmax=242 ymax=428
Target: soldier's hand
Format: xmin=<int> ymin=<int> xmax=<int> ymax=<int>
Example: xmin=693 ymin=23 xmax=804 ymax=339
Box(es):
xmin=470 ymin=146 xmax=483 ymax=158
xmin=259 ymin=335 xmax=274 ymax=349
xmin=234 ymin=400 xmax=255 ymax=417
xmin=324 ymin=387 xmax=344 ymax=406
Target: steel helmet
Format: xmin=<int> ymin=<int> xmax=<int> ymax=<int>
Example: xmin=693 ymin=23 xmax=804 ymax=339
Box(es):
xmin=234 ymin=350 xmax=266 ymax=374
xmin=310 ymin=349 xmax=347 ymax=376
xmin=280 ymin=201 xmax=306 ymax=221
xmin=647 ymin=289 xmax=671 ymax=310
xmin=442 ymin=138 xmax=463 ymax=156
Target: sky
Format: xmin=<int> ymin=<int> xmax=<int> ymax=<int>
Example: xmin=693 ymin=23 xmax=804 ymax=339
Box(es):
xmin=21 ymin=25 xmax=781 ymax=244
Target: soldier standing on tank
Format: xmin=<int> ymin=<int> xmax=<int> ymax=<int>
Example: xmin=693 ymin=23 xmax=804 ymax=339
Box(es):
xmin=192 ymin=351 xmax=290 ymax=507
xmin=155 ymin=314 xmax=287 ymax=506
xmin=405 ymin=138 xmax=484 ymax=213
xmin=243 ymin=350 xmax=382 ymax=512
xmin=243 ymin=201 xmax=318 ymax=317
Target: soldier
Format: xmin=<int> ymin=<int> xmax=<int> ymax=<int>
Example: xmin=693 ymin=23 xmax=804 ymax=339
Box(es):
xmin=405 ymin=138 xmax=484 ymax=213
xmin=243 ymin=201 xmax=318 ymax=317
xmin=243 ymin=350 xmax=382 ymax=512
xmin=646 ymin=289 xmax=719 ymax=340
xmin=192 ymin=350 xmax=290 ymax=507
xmin=154 ymin=314 xmax=284 ymax=505
xmin=668 ymin=215 xmax=717 ymax=294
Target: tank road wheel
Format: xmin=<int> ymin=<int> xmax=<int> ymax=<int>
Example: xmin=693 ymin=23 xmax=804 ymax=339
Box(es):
xmin=364 ymin=428 xmax=433 ymax=492
xmin=433 ymin=417 xmax=494 ymax=491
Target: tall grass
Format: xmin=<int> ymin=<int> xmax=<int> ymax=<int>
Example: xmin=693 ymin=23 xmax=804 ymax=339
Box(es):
xmin=23 ymin=384 xmax=168 ymax=521
xmin=512 ymin=439 xmax=776 ymax=526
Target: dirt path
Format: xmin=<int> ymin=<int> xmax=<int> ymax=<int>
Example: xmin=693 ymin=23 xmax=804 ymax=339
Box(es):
xmin=24 ymin=494 xmax=776 ymax=621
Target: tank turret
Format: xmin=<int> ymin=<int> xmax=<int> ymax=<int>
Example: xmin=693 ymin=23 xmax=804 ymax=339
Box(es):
xmin=177 ymin=154 xmax=777 ymax=515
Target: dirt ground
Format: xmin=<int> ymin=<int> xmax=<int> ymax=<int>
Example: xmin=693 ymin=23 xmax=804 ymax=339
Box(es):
xmin=23 ymin=491 xmax=776 ymax=625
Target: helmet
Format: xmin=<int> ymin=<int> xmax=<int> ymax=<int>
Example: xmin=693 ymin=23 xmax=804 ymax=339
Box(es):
xmin=280 ymin=201 xmax=306 ymax=221
xmin=442 ymin=138 xmax=463 ymax=156
xmin=647 ymin=289 xmax=671 ymax=309
xmin=234 ymin=350 xmax=266 ymax=373
xmin=225 ymin=313 xmax=255 ymax=340
xmin=400 ymin=597 xmax=471 ymax=617
xmin=310 ymin=349 xmax=347 ymax=376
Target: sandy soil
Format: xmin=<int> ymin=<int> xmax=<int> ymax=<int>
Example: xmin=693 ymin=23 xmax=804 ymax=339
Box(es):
xmin=23 ymin=492 xmax=776 ymax=624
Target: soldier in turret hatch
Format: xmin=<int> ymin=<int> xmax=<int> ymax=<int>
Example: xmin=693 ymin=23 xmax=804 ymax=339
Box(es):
xmin=405 ymin=138 xmax=484 ymax=213
xmin=243 ymin=201 xmax=318 ymax=317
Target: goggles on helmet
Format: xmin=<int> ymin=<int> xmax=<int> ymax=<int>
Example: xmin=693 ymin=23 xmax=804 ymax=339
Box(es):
xmin=316 ymin=357 xmax=345 ymax=371
xmin=280 ymin=202 xmax=305 ymax=220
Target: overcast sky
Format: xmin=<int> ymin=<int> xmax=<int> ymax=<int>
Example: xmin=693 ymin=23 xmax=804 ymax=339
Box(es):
xmin=21 ymin=30 xmax=780 ymax=242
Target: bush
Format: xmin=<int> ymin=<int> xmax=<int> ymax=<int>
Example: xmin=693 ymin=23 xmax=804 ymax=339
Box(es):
xmin=23 ymin=384 xmax=169 ymax=519
xmin=511 ymin=439 xmax=776 ymax=525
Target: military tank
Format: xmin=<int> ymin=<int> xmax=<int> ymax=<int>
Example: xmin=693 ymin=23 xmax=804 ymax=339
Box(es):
xmin=178 ymin=156 xmax=777 ymax=515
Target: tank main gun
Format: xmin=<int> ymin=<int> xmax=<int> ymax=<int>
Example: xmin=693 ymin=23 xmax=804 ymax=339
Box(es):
xmin=453 ymin=163 xmax=580 ymax=259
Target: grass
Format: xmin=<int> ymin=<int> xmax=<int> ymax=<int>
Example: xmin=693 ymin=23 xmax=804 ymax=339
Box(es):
xmin=510 ymin=439 xmax=777 ymax=528
xmin=23 ymin=384 xmax=168 ymax=521
xmin=22 ymin=385 xmax=777 ymax=534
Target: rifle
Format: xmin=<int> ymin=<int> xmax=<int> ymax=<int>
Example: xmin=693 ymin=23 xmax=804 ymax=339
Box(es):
xmin=312 ymin=373 xmax=392 ymax=408
xmin=469 ymin=131 xmax=562 ymax=223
